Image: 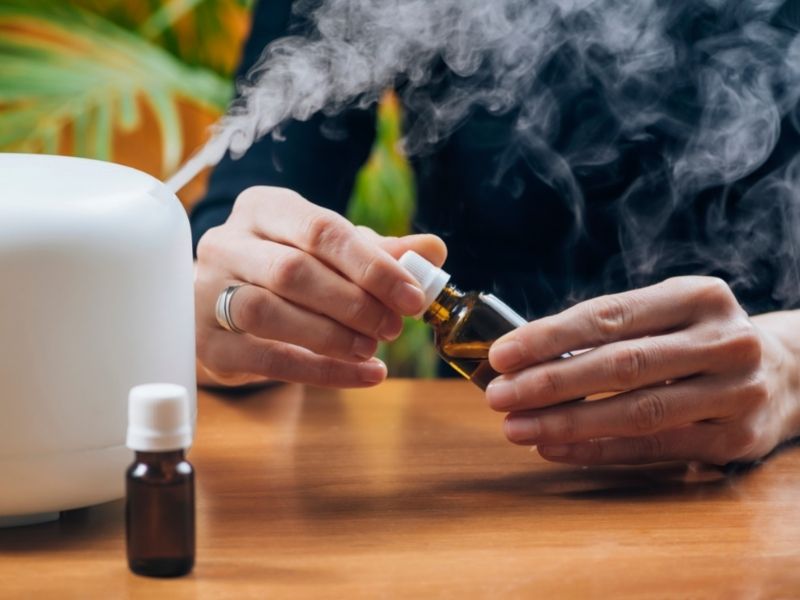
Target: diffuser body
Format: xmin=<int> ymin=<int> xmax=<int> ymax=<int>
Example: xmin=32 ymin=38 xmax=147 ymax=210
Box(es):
xmin=0 ymin=154 xmax=196 ymax=526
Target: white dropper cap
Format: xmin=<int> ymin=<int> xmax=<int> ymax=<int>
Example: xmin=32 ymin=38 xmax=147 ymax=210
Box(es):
xmin=127 ymin=383 xmax=193 ymax=452
xmin=398 ymin=251 xmax=451 ymax=318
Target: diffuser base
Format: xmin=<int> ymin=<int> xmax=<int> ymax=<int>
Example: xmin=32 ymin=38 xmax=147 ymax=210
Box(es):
xmin=0 ymin=512 xmax=59 ymax=528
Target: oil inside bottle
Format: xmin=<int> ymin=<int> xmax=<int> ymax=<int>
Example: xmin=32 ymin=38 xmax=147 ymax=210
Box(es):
xmin=424 ymin=285 xmax=524 ymax=390
xmin=126 ymin=450 xmax=195 ymax=577
xmin=439 ymin=340 xmax=498 ymax=389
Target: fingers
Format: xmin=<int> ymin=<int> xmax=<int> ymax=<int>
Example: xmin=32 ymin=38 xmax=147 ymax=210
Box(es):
xmin=486 ymin=331 xmax=717 ymax=411
xmin=198 ymin=329 xmax=388 ymax=388
xmin=240 ymin=187 xmax=426 ymax=315
xmin=357 ymin=227 xmax=447 ymax=267
xmin=228 ymin=284 xmax=378 ymax=362
xmin=225 ymin=238 xmax=403 ymax=341
xmin=195 ymin=188 xmax=452 ymax=388
xmin=535 ymin=423 xmax=736 ymax=466
xmin=501 ymin=375 xmax=742 ymax=446
xmin=489 ymin=277 xmax=741 ymax=372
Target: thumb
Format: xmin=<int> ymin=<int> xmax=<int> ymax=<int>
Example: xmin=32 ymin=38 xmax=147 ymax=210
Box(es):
xmin=356 ymin=226 xmax=447 ymax=268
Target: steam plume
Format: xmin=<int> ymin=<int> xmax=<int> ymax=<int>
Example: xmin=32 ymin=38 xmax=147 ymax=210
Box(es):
xmin=168 ymin=0 xmax=800 ymax=309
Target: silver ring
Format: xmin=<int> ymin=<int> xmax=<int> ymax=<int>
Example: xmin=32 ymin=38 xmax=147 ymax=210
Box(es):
xmin=215 ymin=284 xmax=246 ymax=334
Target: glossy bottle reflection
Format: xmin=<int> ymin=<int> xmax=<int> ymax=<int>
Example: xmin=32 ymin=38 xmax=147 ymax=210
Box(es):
xmin=125 ymin=383 xmax=195 ymax=578
xmin=399 ymin=251 xmax=534 ymax=390
xmin=424 ymin=285 xmax=524 ymax=389
xmin=126 ymin=450 xmax=195 ymax=577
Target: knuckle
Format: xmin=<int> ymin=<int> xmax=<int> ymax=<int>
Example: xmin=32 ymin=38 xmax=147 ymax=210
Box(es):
xmin=742 ymin=372 xmax=770 ymax=409
xmin=235 ymin=186 xmax=298 ymax=213
xmin=590 ymin=296 xmax=632 ymax=341
xmin=301 ymin=210 xmax=347 ymax=253
xmin=694 ymin=277 xmax=738 ymax=314
xmin=235 ymin=290 xmax=266 ymax=332
xmin=608 ymin=345 xmax=647 ymax=387
xmin=231 ymin=187 xmax=258 ymax=213
xmin=725 ymin=422 xmax=760 ymax=461
xmin=253 ymin=344 xmax=279 ymax=377
xmin=552 ymin=410 xmax=578 ymax=440
xmin=358 ymin=253 xmax=383 ymax=287
xmin=318 ymin=324 xmax=346 ymax=357
xmin=313 ymin=359 xmax=337 ymax=387
xmin=634 ymin=435 xmax=665 ymax=461
xmin=724 ymin=319 xmax=762 ymax=369
xmin=274 ymin=187 xmax=304 ymax=205
xmin=531 ymin=320 xmax=559 ymax=362
xmin=535 ymin=368 xmax=563 ymax=399
xmin=269 ymin=251 xmax=307 ymax=290
xmin=231 ymin=186 xmax=274 ymax=218
xmin=345 ymin=293 xmax=377 ymax=326
xmin=195 ymin=226 xmax=225 ymax=264
xmin=627 ymin=392 xmax=667 ymax=433
xmin=583 ymin=440 xmax=604 ymax=461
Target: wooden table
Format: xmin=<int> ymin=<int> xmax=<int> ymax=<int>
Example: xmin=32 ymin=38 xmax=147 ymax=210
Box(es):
xmin=1 ymin=380 xmax=799 ymax=598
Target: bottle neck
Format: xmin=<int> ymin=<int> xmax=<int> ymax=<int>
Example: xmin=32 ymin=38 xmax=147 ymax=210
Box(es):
xmin=422 ymin=283 xmax=464 ymax=327
xmin=134 ymin=449 xmax=185 ymax=464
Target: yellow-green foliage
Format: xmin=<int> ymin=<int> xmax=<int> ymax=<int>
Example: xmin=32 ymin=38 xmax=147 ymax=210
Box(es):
xmin=0 ymin=0 xmax=235 ymax=169
xmin=347 ymin=92 xmax=437 ymax=377
xmin=0 ymin=0 xmax=435 ymax=377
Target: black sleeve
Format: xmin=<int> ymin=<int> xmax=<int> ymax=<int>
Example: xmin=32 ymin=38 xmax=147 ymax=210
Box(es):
xmin=189 ymin=0 xmax=377 ymax=253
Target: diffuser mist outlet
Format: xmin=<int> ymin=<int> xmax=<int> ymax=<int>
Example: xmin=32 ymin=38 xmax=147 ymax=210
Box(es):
xmin=0 ymin=154 xmax=196 ymax=527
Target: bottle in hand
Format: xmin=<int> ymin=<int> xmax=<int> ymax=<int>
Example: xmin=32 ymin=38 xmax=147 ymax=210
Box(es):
xmin=399 ymin=251 xmax=534 ymax=390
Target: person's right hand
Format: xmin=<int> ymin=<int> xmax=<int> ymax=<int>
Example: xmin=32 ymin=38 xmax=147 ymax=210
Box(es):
xmin=194 ymin=186 xmax=446 ymax=388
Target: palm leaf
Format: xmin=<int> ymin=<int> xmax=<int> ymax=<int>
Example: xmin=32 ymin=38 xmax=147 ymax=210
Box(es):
xmin=0 ymin=0 xmax=232 ymax=172
xmin=347 ymin=91 xmax=437 ymax=377
xmin=138 ymin=0 xmax=254 ymax=77
xmin=348 ymin=91 xmax=415 ymax=237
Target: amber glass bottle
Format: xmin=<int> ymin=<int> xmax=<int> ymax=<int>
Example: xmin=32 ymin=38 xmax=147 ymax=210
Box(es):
xmin=399 ymin=251 xmax=538 ymax=390
xmin=126 ymin=384 xmax=195 ymax=577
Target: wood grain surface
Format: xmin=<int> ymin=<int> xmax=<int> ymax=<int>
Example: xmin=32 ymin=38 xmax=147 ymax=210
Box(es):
xmin=1 ymin=379 xmax=799 ymax=599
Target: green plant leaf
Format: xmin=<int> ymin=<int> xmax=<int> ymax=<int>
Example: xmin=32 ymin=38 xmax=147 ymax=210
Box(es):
xmin=139 ymin=0 xmax=207 ymax=39
xmin=348 ymin=92 xmax=438 ymax=377
xmin=0 ymin=0 xmax=232 ymax=172
xmin=347 ymin=95 xmax=415 ymax=237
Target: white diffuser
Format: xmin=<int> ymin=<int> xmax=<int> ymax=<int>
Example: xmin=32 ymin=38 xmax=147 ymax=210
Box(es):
xmin=0 ymin=154 xmax=196 ymax=527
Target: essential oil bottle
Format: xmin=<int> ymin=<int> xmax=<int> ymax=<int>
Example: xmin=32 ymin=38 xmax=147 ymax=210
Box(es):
xmin=126 ymin=383 xmax=195 ymax=578
xmin=399 ymin=251 xmax=563 ymax=390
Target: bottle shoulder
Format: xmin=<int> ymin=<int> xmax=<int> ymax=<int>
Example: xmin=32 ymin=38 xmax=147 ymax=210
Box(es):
xmin=127 ymin=458 xmax=194 ymax=482
xmin=440 ymin=291 xmax=513 ymax=329
xmin=433 ymin=290 xmax=523 ymax=349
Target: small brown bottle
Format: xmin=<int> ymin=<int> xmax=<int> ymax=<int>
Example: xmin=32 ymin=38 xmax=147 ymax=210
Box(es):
xmin=126 ymin=383 xmax=195 ymax=578
xmin=399 ymin=251 xmax=567 ymax=389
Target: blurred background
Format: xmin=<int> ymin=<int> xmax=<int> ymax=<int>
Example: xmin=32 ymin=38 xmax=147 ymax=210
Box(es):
xmin=0 ymin=0 xmax=437 ymax=377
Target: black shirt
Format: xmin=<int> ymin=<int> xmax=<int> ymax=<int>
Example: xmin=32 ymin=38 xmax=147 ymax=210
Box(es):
xmin=191 ymin=0 xmax=800 ymax=319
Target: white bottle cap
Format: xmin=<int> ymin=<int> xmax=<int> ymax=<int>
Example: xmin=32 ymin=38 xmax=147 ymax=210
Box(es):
xmin=398 ymin=251 xmax=451 ymax=318
xmin=127 ymin=383 xmax=193 ymax=452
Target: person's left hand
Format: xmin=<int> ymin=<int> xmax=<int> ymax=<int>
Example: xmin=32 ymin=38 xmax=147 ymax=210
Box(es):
xmin=485 ymin=276 xmax=800 ymax=466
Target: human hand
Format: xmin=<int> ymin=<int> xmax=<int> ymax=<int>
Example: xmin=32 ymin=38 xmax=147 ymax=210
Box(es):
xmin=194 ymin=186 xmax=446 ymax=387
xmin=485 ymin=277 xmax=800 ymax=465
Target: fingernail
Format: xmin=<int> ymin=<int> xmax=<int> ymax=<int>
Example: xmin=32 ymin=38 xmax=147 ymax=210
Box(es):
xmin=490 ymin=339 xmax=523 ymax=371
xmin=359 ymin=359 xmax=387 ymax=384
xmin=504 ymin=417 xmax=541 ymax=442
xmin=392 ymin=281 xmax=425 ymax=314
xmin=352 ymin=335 xmax=377 ymax=360
xmin=378 ymin=313 xmax=403 ymax=341
xmin=539 ymin=444 xmax=570 ymax=458
xmin=486 ymin=378 xmax=518 ymax=409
